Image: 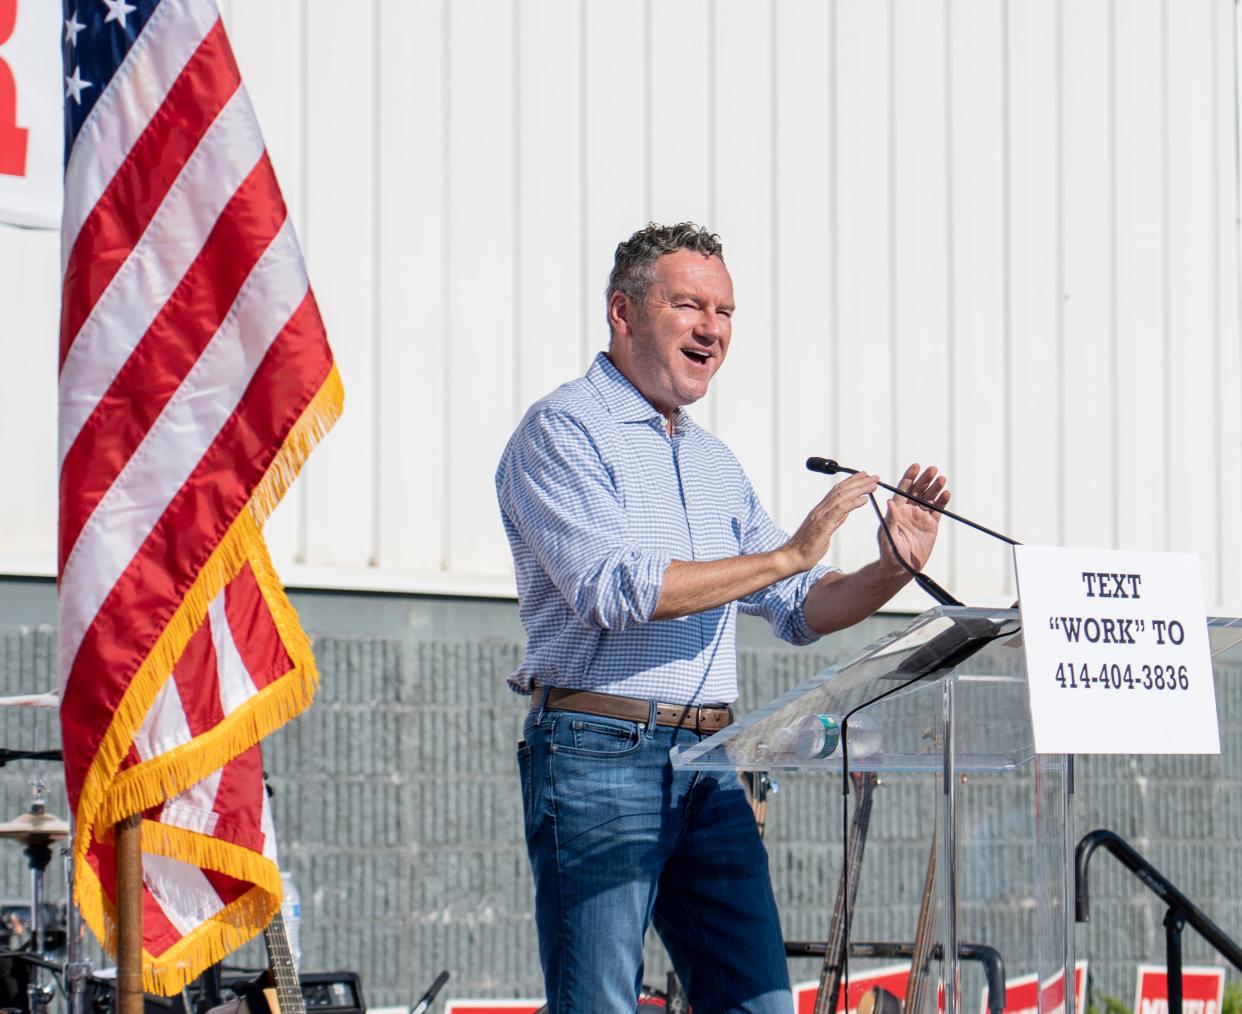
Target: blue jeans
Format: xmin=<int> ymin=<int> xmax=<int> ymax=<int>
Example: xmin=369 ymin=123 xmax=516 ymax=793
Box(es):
xmin=518 ymin=702 xmax=793 ymax=1014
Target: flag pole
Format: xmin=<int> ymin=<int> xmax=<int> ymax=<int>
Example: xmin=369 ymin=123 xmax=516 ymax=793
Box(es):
xmin=115 ymin=813 xmax=143 ymax=1014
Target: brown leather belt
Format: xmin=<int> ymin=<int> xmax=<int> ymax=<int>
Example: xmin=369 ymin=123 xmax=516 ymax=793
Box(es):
xmin=531 ymin=686 xmax=734 ymax=734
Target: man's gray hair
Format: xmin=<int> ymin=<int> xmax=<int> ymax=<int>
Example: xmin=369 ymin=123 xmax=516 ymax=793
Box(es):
xmin=606 ymin=222 xmax=724 ymax=308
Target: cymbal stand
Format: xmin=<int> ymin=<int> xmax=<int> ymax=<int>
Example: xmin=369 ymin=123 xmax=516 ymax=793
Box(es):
xmin=64 ymin=817 xmax=90 ymax=1014
xmin=24 ymin=777 xmax=56 ymax=1014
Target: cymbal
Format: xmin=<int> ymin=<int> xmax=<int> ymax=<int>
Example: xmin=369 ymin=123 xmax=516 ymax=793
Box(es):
xmin=0 ymin=812 xmax=69 ymax=843
xmin=0 ymin=692 xmax=58 ymax=710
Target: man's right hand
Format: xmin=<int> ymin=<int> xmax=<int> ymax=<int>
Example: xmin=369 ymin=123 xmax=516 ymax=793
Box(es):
xmin=780 ymin=471 xmax=880 ymax=573
xmin=651 ymin=471 xmax=879 ymax=623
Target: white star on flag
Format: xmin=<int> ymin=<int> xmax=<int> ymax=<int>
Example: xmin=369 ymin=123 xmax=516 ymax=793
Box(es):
xmin=65 ymin=65 xmax=92 ymax=104
xmin=65 ymin=11 xmax=86 ymax=46
xmin=102 ymin=0 xmax=137 ymax=28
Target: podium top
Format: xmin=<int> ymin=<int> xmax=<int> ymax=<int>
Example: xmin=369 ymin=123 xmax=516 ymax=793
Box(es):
xmin=671 ymin=606 xmax=1242 ymax=775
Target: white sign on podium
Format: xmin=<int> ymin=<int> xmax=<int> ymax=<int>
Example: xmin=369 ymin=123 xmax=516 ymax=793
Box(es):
xmin=1014 ymin=546 xmax=1219 ymax=755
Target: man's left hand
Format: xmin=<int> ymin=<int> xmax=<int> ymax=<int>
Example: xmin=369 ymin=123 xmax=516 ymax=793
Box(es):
xmin=878 ymin=464 xmax=950 ymax=573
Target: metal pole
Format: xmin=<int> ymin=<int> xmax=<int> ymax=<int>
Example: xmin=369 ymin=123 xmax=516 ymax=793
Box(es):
xmin=116 ymin=813 xmax=144 ymax=1014
xmin=64 ymin=828 xmax=91 ymax=1014
xmin=943 ymin=677 xmax=959 ymax=1014
xmin=1165 ymin=908 xmax=1185 ymax=1014
xmin=25 ymin=841 xmax=52 ymax=1014
xmin=1063 ymin=755 xmax=1076 ymax=1014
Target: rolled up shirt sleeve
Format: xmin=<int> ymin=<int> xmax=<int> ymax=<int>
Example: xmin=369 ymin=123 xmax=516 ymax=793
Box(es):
xmin=734 ymin=471 xmax=836 ymax=645
xmin=498 ymin=409 xmax=671 ymax=630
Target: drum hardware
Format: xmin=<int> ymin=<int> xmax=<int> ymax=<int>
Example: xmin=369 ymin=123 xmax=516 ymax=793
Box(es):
xmin=83 ymin=974 xmax=181 ymax=1014
xmin=0 ymin=752 xmax=62 ymax=770
xmin=0 ymin=777 xmax=72 ymax=1014
xmin=62 ymin=835 xmax=90 ymax=1014
xmin=663 ymin=970 xmax=688 ymax=1014
xmin=0 ymin=701 xmax=83 ymax=1014
xmin=0 ymin=903 xmax=66 ymax=955
xmin=741 ymin=770 xmax=778 ymax=838
xmin=0 ymin=813 xmax=71 ymax=845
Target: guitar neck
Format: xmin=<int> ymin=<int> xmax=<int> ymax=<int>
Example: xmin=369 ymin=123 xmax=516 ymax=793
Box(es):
xmin=813 ymin=773 xmax=878 ymax=1014
xmin=903 ymin=824 xmax=939 ymax=1014
xmin=263 ymin=912 xmax=305 ymax=1014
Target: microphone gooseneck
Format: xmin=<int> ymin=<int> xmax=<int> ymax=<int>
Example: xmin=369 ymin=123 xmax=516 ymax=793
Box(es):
xmin=805 ymin=456 xmax=1021 ymax=547
xmin=868 ymin=493 xmax=963 ymax=607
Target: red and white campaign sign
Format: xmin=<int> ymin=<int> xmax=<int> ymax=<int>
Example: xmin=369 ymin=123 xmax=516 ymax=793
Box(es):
xmin=1133 ymin=964 xmax=1225 ymax=1014
xmin=0 ymin=0 xmax=61 ymax=228
xmin=794 ymin=963 xmax=913 ymax=1014
xmin=981 ymin=961 xmax=1087 ymax=1014
xmin=443 ymin=1000 xmax=671 ymax=1013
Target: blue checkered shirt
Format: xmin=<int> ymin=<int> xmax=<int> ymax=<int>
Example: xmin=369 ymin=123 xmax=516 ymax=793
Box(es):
xmin=495 ymin=353 xmax=834 ymax=706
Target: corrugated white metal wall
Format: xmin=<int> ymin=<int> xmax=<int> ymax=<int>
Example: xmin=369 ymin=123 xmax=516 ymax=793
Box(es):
xmin=2 ymin=0 xmax=1240 ymax=612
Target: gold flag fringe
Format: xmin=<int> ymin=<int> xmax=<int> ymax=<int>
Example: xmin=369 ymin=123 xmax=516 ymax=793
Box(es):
xmin=95 ymin=517 xmax=318 ymax=827
xmin=145 ymin=884 xmax=277 ymax=996
xmin=250 ymin=363 xmax=344 ymax=529
xmin=70 ymin=363 xmax=343 ymax=994
xmin=77 ymin=830 xmax=283 ymax=995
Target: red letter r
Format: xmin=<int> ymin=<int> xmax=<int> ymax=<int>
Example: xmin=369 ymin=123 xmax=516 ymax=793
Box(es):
xmin=0 ymin=0 xmax=30 ymax=177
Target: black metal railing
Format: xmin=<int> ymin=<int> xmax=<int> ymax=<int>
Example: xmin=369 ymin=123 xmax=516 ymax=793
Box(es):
xmin=783 ymin=940 xmax=1006 ymax=1014
xmin=1076 ymin=829 xmax=1242 ymax=1013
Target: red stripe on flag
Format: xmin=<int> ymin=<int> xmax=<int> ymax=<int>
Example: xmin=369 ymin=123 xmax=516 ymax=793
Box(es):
xmin=60 ymin=293 xmax=332 ymax=797
xmin=171 ymin=620 xmax=224 ymax=738
xmin=79 ymin=842 xmax=180 ymax=961
xmin=120 ymin=742 xmax=143 ymax=773
xmin=87 ymin=841 xmax=116 ymax=906
xmin=141 ymin=879 xmax=187 ymax=958
xmin=58 ymin=155 xmax=288 ymax=572
xmin=59 ymin=19 xmax=239 ymax=367
xmin=207 ymin=746 xmax=267 ymax=854
xmin=224 ymin=563 xmax=294 ymax=691
xmin=200 ymin=868 xmax=255 ymax=916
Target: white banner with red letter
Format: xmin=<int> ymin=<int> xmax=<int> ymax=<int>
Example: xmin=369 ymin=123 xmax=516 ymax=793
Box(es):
xmin=982 ymin=961 xmax=1087 ymax=1014
xmin=1133 ymin=965 xmax=1224 ymax=1014
xmin=794 ymin=964 xmax=915 ymax=1014
xmin=0 ymin=0 xmax=61 ymax=228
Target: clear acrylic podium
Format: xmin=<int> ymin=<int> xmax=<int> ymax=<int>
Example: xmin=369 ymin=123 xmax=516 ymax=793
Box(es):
xmin=671 ymin=607 xmax=1048 ymax=1014
xmin=672 ymin=607 xmax=1242 ymax=1014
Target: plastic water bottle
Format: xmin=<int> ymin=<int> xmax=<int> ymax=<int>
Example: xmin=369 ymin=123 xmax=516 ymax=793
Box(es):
xmin=769 ymin=713 xmax=883 ymax=760
xmin=280 ymin=870 xmax=302 ymax=971
xmin=779 ymin=714 xmax=842 ymax=759
xmin=841 ymin=713 xmax=883 ymax=759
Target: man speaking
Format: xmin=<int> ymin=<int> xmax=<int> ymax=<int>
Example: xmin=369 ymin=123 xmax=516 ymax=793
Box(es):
xmin=495 ymin=222 xmax=950 ymax=1013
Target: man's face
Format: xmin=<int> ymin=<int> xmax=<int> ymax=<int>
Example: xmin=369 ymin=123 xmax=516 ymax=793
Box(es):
xmin=608 ymin=249 xmax=735 ymax=418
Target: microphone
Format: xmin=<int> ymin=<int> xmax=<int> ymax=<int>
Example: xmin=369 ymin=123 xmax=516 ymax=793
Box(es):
xmin=805 ymin=456 xmax=849 ymax=474
xmin=411 ymin=971 xmax=450 ymax=1014
xmin=805 ymin=457 xmax=1019 ymax=547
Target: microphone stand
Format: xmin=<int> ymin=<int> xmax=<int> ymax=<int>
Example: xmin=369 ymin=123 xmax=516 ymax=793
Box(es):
xmin=806 ymin=455 xmax=1023 ymax=1014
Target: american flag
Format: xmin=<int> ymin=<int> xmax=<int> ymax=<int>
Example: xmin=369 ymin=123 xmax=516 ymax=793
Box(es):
xmin=58 ymin=0 xmax=341 ymax=993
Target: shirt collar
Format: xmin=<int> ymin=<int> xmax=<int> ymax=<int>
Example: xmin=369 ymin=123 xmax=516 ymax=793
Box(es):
xmin=586 ymin=352 xmax=690 ymax=430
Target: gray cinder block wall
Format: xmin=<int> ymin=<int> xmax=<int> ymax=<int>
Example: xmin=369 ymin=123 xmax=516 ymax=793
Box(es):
xmin=0 ymin=579 xmax=1239 ymax=1010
